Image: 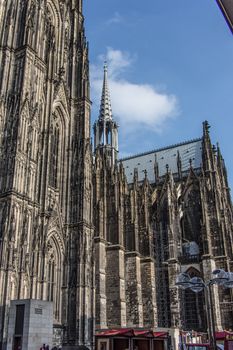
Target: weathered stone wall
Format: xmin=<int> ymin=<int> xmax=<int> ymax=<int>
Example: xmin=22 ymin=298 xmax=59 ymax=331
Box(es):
xmin=125 ymin=252 xmax=143 ymax=327
xmin=141 ymin=257 xmax=157 ymax=327
xmin=106 ymin=245 xmax=126 ymax=327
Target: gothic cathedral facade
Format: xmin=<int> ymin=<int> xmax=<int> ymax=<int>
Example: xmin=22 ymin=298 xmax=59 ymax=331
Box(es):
xmin=0 ymin=1 xmax=94 ymax=349
xmin=93 ymin=67 xmax=233 ymax=333
xmin=0 ymin=1 xmax=233 ymax=350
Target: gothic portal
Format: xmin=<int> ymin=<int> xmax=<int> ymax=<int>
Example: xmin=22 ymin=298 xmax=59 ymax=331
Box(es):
xmin=0 ymin=1 xmax=94 ymax=349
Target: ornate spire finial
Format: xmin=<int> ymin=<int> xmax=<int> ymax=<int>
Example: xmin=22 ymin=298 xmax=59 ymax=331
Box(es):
xmin=104 ymin=61 xmax=108 ymax=72
xmin=134 ymin=168 xmax=138 ymax=183
xmin=203 ymin=120 xmax=210 ymax=137
xmin=154 ymin=154 xmax=159 ymax=183
xmin=99 ymin=62 xmax=112 ymax=121
xmin=94 ymin=63 xmax=119 ymax=164
xmin=216 ymin=142 xmax=222 ymax=159
xmin=177 ymin=151 xmax=182 ymax=179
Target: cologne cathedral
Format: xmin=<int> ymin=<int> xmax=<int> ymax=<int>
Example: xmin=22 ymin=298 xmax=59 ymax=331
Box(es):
xmin=0 ymin=1 xmax=232 ymax=350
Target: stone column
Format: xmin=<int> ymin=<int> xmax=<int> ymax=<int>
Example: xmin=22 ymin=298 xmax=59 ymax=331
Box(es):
xmin=140 ymin=257 xmax=157 ymax=328
xmin=106 ymin=245 xmax=126 ymax=327
xmin=95 ymin=238 xmax=107 ymax=329
xmin=168 ymin=260 xmax=181 ymax=328
xmin=125 ymin=252 xmax=143 ymax=327
xmin=202 ymin=256 xmax=222 ymax=330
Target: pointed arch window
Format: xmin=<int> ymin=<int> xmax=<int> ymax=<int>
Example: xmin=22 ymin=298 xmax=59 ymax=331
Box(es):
xmin=182 ymin=188 xmax=202 ymax=246
xmin=47 ymin=242 xmax=55 ymax=302
xmin=49 ymin=123 xmax=60 ymax=188
xmin=181 ymin=268 xmax=206 ymax=331
xmin=44 ymin=7 xmax=56 ymax=63
xmin=46 ymin=237 xmax=63 ymax=323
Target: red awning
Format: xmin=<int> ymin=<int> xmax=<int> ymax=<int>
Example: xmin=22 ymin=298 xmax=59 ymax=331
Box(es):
xmin=96 ymin=329 xmax=168 ymax=339
xmin=96 ymin=329 xmax=134 ymax=337
xmin=215 ymin=331 xmax=233 ymax=340
xmin=134 ymin=330 xmax=154 ymax=338
xmin=153 ymin=332 xmax=168 ymax=339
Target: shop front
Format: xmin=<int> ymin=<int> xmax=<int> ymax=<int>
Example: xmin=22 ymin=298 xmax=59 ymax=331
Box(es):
xmin=96 ymin=329 xmax=168 ymax=350
xmin=216 ymin=331 xmax=233 ymax=350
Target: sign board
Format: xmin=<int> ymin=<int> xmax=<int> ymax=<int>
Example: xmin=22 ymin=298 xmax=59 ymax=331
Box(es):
xmin=216 ymin=0 xmax=233 ymax=33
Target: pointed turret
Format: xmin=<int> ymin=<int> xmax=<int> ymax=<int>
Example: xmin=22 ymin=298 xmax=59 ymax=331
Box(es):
xmin=154 ymin=154 xmax=159 ymax=184
xmin=177 ymin=151 xmax=182 ymax=180
xmin=94 ymin=63 xmax=119 ymax=167
xmin=99 ymin=63 xmax=113 ymax=121
xmin=202 ymin=120 xmax=214 ymax=172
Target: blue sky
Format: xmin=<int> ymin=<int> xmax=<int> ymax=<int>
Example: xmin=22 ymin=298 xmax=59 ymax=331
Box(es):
xmin=84 ymin=0 xmax=233 ymax=190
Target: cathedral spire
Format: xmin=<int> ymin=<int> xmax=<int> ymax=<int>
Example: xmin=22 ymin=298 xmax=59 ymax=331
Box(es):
xmin=94 ymin=64 xmax=119 ymax=167
xmin=99 ymin=63 xmax=113 ymax=121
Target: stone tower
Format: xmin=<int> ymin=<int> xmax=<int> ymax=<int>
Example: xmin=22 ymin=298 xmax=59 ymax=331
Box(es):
xmin=0 ymin=1 xmax=94 ymax=349
xmin=93 ymin=67 xmax=157 ymax=330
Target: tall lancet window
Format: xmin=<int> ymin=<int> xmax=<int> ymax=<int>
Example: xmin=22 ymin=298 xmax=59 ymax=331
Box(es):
xmin=182 ymin=268 xmax=206 ymax=331
xmin=47 ymin=241 xmax=55 ymax=302
xmin=46 ymin=236 xmax=63 ymax=323
xmin=49 ymin=123 xmax=60 ymax=188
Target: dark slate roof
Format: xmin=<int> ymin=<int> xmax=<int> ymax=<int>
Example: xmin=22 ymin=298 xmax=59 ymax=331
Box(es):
xmin=120 ymin=138 xmax=203 ymax=184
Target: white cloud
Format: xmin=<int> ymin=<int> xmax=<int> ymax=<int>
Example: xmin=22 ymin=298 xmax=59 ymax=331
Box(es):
xmin=92 ymin=48 xmax=133 ymax=80
xmin=106 ymin=12 xmax=123 ymax=25
xmin=91 ymin=48 xmax=178 ymax=132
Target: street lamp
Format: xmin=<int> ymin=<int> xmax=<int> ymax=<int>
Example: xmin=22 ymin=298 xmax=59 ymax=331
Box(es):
xmin=176 ymin=273 xmax=193 ymax=289
xmin=211 ymin=269 xmax=229 ymax=285
xmin=175 ymin=269 xmax=233 ymax=350
xmin=224 ymin=272 xmax=233 ymax=288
